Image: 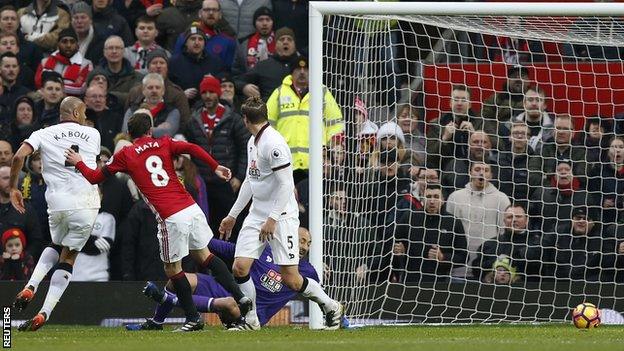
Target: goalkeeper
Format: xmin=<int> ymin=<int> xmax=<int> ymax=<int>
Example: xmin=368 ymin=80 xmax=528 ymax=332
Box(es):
xmin=127 ymin=228 xmax=342 ymax=329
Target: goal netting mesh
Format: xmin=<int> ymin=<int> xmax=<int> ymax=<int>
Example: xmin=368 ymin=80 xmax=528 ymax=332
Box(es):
xmin=320 ymin=12 xmax=624 ymax=324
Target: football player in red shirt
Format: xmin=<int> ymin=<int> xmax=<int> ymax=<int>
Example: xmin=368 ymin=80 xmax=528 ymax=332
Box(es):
xmin=65 ymin=110 xmax=250 ymax=332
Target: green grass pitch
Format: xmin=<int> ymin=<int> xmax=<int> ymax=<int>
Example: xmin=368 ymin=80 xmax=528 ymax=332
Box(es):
xmin=8 ymin=324 xmax=624 ymax=351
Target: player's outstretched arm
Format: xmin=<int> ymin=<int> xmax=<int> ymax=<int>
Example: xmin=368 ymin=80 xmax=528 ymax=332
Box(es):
xmin=64 ymin=148 xmax=107 ymax=184
xmin=219 ymin=178 xmax=252 ymax=240
xmin=9 ymin=143 xmax=34 ymax=214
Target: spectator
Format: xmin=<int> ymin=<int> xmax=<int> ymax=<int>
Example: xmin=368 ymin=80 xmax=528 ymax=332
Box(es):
xmin=0 ymin=140 xmax=12 ymax=166
xmin=100 ymin=36 xmax=144 ymax=103
xmin=410 ymin=168 xmax=439 ymax=208
xmin=95 ymin=147 xmax=134 ymax=280
xmin=0 ymin=6 xmax=42 ymax=74
xmin=173 ymin=149 xmax=209 ymax=216
xmin=539 ymin=114 xmax=587 ymax=180
xmin=272 ymin=0 xmax=308 ymax=52
xmin=428 ymin=84 xmax=482 ymax=168
xmin=6 ymin=96 xmax=37 ymax=151
xmin=0 ymin=165 xmax=43 ymax=259
xmin=574 ymin=117 xmax=612 ymax=164
xmin=267 ymin=56 xmax=343 ymax=180
xmin=35 ymin=28 xmax=93 ymax=96
xmin=71 ymin=1 xmax=106 ymax=64
xmin=19 ymin=150 xmax=49 ymax=243
xmin=441 ymin=131 xmax=498 ymax=198
xmin=126 ymin=49 xmax=191 ymax=125
xmin=235 ymin=26 xmax=297 ymax=101
xmin=529 ymin=159 xmax=593 ymax=232
xmin=508 ymin=85 xmax=554 ymax=152
xmin=232 ymin=6 xmax=275 ymax=74
xmin=172 ymin=0 xmax=237 ymax=69
xmin=156 ymin=0 xmax=202 ymax=50
xmin=324 ymin=186 xmax=373 ymax=285
xmin=474 ymin=204 xmax=555 ymax=284
xmin=496 ymin=122 xmax=543 ymax=202
xmin=86 ymin=67 xmax=126 ymax=114
xmin=186 ymin=75 xmax=249 ymax=231
xmin=0 ymin=32 xmax=36 ymax=90
xmin=368 ymin=121 xmax=414 ymax=181
xmin=588 ymin=137 xmax=624 ymax=225
xmin=72 ymin=187 xmax=116 ymax=281
xmin=0 ymin=228 xmax=35 ymax=280
xmin=219 ymin=74 xmax=241 ymax=112
xmin=554 ymin=206 xmax=615 ymax=281
xmin=120 ymin=199 xmax=166 ymax=281
xmin=168 ymin=26 xmax=227 ymax=106
xmin=34 ymin=71 xmax=65 ymax=127
xmin=367 ymin=148 xmax=410 ymax=229
xmin=18 ymin=0 xmax=70 ymax=52
xmin=84 ymin=84 xmax=124 ymax=151
xmin=122 ymin=73 xmax=180 ymax=137
xmin=351 ymin=97 xmax=377 ymax=172
xmin=113 ymin=0 xmax=160 ymax=31
xmin=0 ymin=52 xmax=31 ymax=121
xmin=481 ymin=65 xmax=530 ymax=146
xmin=446 ymin=161 xmax=511 ymax=279
xmin=394 ymin=184 xmax=467 ymax=282
xmin=124 ymin=16 xmax=169 ymax=74
xmin=220 ymin=0 xmax=271 ymax=40
xmin=91 ymin=0 xmax=133 ymax=46
xmin=396 ymin=104 xmax=426 ymax=167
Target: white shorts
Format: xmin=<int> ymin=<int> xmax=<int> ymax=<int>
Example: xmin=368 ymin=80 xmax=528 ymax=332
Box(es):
xmin=48 ymin=209 xmax=99 ymax=251
xmin=158 ymin=204 xmax=213 ymax=263
xmin=235 ymin=216 xmax=299 ymax=266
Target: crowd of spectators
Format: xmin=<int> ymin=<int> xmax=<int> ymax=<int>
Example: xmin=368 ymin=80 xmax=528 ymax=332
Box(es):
xmin=1 ymin=0 xmax=623 ymax=290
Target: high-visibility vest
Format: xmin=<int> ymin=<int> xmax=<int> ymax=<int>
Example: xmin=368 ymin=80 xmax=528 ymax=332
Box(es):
xmin=267 ymin=75 xmax=344 ymax=171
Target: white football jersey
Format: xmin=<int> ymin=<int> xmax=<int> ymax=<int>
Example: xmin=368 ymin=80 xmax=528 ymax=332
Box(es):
xmin=246 ymin=125 xmax=298 ymax=220
xmin=24 ymin=122 xmax=101 ymax=211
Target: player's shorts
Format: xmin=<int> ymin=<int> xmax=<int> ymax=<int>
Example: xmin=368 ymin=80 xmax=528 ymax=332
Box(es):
xmin=195 ymin=273 xmax=229 ymax=298
xmin=235 ymin=216 xmax=299 ymax=266
xmin=158 ymin=204 xmax=213 ymax=263
xmin=48 ymin=209 xmax=99 ymax=251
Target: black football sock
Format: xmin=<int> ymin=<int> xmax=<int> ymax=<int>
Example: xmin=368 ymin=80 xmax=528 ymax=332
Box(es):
xmin=201 ymin=254 xmax=245 ymax=301
xmin=169 ymin=271 xmax=200 ymax=321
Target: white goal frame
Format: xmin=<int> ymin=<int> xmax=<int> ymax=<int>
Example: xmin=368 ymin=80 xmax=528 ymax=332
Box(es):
xmin=308 ymin=1 xmax=624 ymax=329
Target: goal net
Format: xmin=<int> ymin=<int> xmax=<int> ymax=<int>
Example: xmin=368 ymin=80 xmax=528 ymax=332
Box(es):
xmin=312 ymin=3 xmax=624 ymax=325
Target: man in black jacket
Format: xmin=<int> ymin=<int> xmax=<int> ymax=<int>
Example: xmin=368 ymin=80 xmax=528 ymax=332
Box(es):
xmin=234 ymin=27 xmax=297 ymax=102
xmin=185 ymin=75 xmax=250 ymax=232
xmin=474 ymin=204 xmax=555 ymax=283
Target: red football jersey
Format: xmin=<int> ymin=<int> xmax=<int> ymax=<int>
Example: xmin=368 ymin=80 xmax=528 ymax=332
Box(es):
xmin=105 ymin=136 xmax=196 ymax=219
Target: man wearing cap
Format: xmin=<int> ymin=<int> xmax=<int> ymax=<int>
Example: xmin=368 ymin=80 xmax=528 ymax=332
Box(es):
xmin=554 ymin=206 xmax=615 ymax=281
xmin=235 ymin=26 xmax=298 ymax=102
xmin=481 ymin=65 xmax=530 ymax=147
xmin=219 ymin=74 xmax=241 ymax=112
xmin=474 ymin=204 xmax=553 ymax=283
xmin=171 ymin=0 xmax=237 ymax=69
xmin=124 ymin=15 xmax=169 ymax=75
xmin=35 ymin=28 xmax=93 ymax=96
xmin=169 ymin=26 xmax=226 ymax=104
xmin=220 ymin=0 xmax=271 ymax=40
xmin=18 ymin=0 xmax=70 ymax=52
xmin=188 ymin=75 xmax=249 ymax=231
xmin=126 ymin=49 xmax=190 ymax=125
xmin=71 ymin=1 xmax=105 ymax=64
xmin=232 ymin=6 xmax=275 ymax=74
xmin=266 ymin=56 xmax=343 ymax=179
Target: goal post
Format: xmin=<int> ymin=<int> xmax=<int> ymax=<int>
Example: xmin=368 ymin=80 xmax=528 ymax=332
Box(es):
xmin=308 ymin=1 xmax=624 ymax=329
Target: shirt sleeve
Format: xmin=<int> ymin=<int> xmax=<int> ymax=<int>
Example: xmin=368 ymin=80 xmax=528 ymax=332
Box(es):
xmin=23 ymin=130 xmax=42 ymax=151
xmin=104 ymin=150 xmax=128 ymax=175
xmin=264 ymin=141 xmax=291 ymax=171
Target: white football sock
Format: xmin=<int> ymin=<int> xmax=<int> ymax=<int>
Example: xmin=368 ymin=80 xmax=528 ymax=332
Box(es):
xmin=27 ymin=247 xmax=60 ymax=292
xmin=39 ymin=268 xmax=72 ymax=318
xmin=237 ymin=277 xmax=259 ymax=323
xmin=301 ymin=278 xmax=339 ymax=313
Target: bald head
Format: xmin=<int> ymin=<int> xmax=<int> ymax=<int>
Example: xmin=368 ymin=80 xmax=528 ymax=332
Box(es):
xmin=60 ymin=96 xmax=87 ymax=124
xmin=0 ymin=140 xmax=12 ymax=166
